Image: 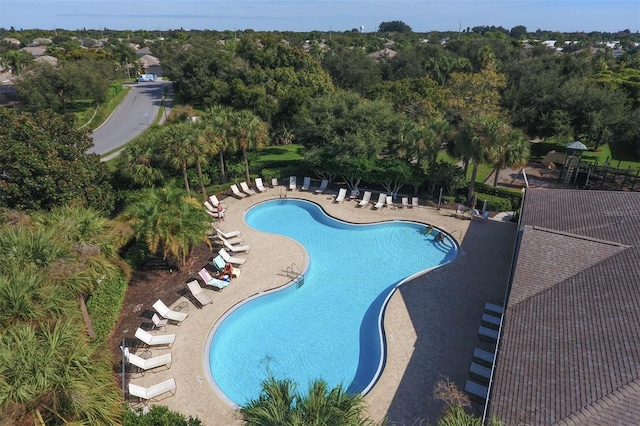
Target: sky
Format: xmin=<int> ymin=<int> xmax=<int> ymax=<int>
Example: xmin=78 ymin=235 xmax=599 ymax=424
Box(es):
xmin=1 ymin=0 xmax=639 ymax=33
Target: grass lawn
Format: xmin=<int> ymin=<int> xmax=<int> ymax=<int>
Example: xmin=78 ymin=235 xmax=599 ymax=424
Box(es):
xmin=75 ymin=85 xmax=130 ymax=131
xmin=253 ymin=144 xmax=305 ymax=173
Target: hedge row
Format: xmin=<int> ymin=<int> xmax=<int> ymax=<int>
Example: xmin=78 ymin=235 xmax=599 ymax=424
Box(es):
xmin=86 ymin=273 xmax=128 ymax=343
xmin=474 ymin=183 xmax=523 ymax=210
xmin=474 ymin=192 xmax=513 ymax=212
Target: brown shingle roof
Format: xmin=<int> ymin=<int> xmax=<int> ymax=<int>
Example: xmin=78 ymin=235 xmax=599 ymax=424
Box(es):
xmin=487 ymin=189 xmax=640 ymax=425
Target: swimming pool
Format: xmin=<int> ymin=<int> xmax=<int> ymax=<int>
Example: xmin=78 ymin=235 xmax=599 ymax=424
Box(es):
xmin=207 ymin=199 xmax=458 ymax=406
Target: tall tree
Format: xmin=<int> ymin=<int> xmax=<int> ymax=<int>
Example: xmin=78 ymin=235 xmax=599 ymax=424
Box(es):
xmin=297 ymin=91 xmax=397 ymax=191
xmin=118 ymin=184 xmax=211 ymax=267
xmin=232 ymin=110 xmax=269 ymax=184
xmin=0 ymin=107 xmax=115 ymax=213
xmin=488 ymin=126 xmax=530 ymax=186
xmin=161 ymin=123 xmax=202 ymax=195
xmin=457 ymin=114 xmax=505 ymax=201
xmin=117 ymin=135 xmax=166 ymax=188
xmin=202 ymin=105 xmax=235 ymax=182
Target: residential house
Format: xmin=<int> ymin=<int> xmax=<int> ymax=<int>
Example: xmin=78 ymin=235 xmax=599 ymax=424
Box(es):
xmin=369 ymin=47 xmax=397 ymax=60
xmin=138 ymin=54 xmax=162 ymax=77
xmin=20 ymin=46 xmax=47 ymax=57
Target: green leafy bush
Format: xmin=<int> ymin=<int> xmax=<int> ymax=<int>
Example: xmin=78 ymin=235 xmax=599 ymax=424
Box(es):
xmin=86 ymin=273 xmax=128 ymax=342
xmin=123 ymin=405 xmax=202 ymax=425
xmin=474 ymin=192 xmax=512 ymax=212
xmin=475 ymin=183 xmax=523 ymax=210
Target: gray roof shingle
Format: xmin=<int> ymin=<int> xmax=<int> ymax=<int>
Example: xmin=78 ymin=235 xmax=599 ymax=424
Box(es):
xmin=487 ymin=189 xmax=640 ymax=425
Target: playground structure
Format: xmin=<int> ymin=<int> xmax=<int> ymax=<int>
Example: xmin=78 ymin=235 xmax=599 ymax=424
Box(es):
xmin=541 ymin=144 xmax=640 ymax=192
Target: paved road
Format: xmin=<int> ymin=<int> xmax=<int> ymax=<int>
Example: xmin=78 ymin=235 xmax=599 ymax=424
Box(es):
xmin=89 ymin=80 xmax=171 ymax=155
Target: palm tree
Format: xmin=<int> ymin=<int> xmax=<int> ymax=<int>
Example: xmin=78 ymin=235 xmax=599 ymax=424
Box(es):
xmin=31 ymin=206 xmax=132 ymax=338
xmin=203 ymin=105 xmax=235 ymax=182
xmin=488 ymin=126 xmax=530 ymax=187
xmin=232 ymin=110 xmax=269 ymax=184
xmin=404 ymin=118 xmax=451 ymax=169
xmin=117 ymin=137 xmax=165 ymax=187
xmin=0 ymin=320 xmax=123 ymax=425
xmin=162 ymin=123 xmax=202 ymax=195
xmin=0 ymin=264 xmax=73 ymax=329
xmin=118 ymin=184 xmax=211 ymax=267
xmin=456 ymin=114 xmax=504 ymax=203
xmin=240 ymin=377 xmax=378 ymax=426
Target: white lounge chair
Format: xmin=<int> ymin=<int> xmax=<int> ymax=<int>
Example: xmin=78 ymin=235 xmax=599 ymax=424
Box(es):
xmin=221 ymin=238 xmax=250 ymax=253
xmin=215 ymin=228 xmax=241 ymax=239
xmin=300 ymin=177 xmax=311 ymax=191
xmin=134 ymin=327 xmax=176 ymax=348
xmin=240 ymin=181 xmax=256 ymax=196
xmin=218 ymin=248 xmax=246 ymax=266
xmin=203 ymin=200 xmax=216 ymax=213
xmin=208 ymin=194 xmax=225 ymax=208
xmin=214 ymin=228 xmax=243 ymax=245
xmin=124 ymin=347 xmax=172 ymax=372
xmin=198 ymin=268 xmax=230 ymax=289
xmin=411 ymin=197 xmax=419 ymax=208
xmin=401 ymin=197 xmax=409 ymax=208
xmin=152 ymin=300 xmax=188 ymax=323
xmin=358 ymin=191 xmax=372 ymax=207
xmin=230 ymin=184 xmax=247 ymax=198
xmin=333 ymin=188 xmax=347 ymax=203
xmin=386 ymin=195 xmax=397 ymax=209
xmin=315 ymin=179 xmax=328 ymax=194
xmin=289 ymin=176 xmax=297 ymax=191
xmin=187 ymin=280 xmax=213 ymax=306
xmin=255 ymin=177 xmax=267 ymax=192
xmin=271 ymin=178 xmax=279 ymax=188
xmin=129 ymin=378 xmax=176 ymax=401
xmin=372 ymin=193 xmax=386 ymax=209
xmin=151 ymin=313 xmax=168 ymax=332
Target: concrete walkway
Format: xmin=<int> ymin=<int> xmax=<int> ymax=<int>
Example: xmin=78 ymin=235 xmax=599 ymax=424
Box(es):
xmin=126 ymin=187 xmax=516 ymax=424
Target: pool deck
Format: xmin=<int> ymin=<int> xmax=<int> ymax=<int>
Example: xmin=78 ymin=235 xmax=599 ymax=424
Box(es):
xmin=127 ymin=187 xmax=516 ymax=424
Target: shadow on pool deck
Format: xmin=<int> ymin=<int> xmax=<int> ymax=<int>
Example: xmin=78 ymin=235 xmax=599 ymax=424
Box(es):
xmin=367 ymin=218 xmax=516 ymax=425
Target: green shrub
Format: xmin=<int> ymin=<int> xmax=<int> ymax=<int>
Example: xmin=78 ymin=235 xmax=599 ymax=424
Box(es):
xmin=86 ymin=273 xmax=128 ymax=343
xmin=475 ymin=183 xmax=523 ymax=210
xmin=474 ymin=192 xmax=512 ymax=212
xmin=123 ymin=405 xmax=201 ymax=425
xmin=107 ymin=81 xmax=123 ymax=100
xmin=260 ymin=168 xmax=279 ymax=181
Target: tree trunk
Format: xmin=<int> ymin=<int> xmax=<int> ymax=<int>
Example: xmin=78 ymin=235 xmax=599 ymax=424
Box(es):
xmin=182 ymin=161 xmax=190 ymax=194
xmin=467 ymin=162 xmax=479 ymax=204
xmin=197 ymin=161 xmax=207 ymax=199
xmin=79 ymin=295 xmax=97 ymax=339
xmin=493 ymin=166 xmax=501 ymax=187
xmin=243 ymin=148 xmax=251 ymax=184
xmin=219 ymin=152 xmax=226 ymax=182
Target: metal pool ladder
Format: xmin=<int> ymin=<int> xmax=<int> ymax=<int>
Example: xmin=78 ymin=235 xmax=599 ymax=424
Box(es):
xmin=286 ymin=263 xmax=304 ymax=288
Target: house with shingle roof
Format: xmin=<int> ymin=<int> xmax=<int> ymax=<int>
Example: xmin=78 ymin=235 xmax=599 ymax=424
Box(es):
xmin=484 ymin=189 xmax=640 ymax=425
xmin=138 ymin=54 xmax=162 ymax=76
xmin=369 ymin=47 xmax=397 ymax=60
xmin=20 ymin=46 xmax=47 ymax=57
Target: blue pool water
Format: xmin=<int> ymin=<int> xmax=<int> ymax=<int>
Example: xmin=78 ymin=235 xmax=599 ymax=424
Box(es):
xmin=207 ymin=199 xmax=457 ymax=405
